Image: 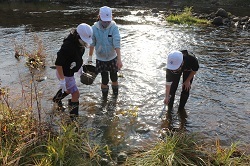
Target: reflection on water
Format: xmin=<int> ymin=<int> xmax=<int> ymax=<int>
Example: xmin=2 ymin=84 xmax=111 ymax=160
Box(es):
xmin=0 ymin=3 xmax=250 ymax=152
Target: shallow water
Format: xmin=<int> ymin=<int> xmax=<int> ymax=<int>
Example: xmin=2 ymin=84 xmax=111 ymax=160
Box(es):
xmin=0 ymin=3 xmax=249 ymax=152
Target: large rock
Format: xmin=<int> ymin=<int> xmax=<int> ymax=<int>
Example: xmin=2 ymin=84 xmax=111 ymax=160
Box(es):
xmin=212 ymin=16 xmax=224 ymax=25
xmin=215 ymin=8 xmax=228 ymax=18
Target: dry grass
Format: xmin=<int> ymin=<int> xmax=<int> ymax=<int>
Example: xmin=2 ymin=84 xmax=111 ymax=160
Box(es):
xmin=14 ymin=34 xmax=46 ymax=70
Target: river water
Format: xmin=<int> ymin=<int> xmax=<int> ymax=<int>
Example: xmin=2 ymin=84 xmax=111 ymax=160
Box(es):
xmin=0 ymin=3 xmax=249 ymax=152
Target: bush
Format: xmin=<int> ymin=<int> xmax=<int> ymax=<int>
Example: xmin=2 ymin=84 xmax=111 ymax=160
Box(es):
xmin=166 ymin=7 xmax=210 ymax=25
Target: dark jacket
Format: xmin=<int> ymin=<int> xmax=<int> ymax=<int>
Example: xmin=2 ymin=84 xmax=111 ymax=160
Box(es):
xmin=166 ymin=50 xmax=199 ymax=82
xmin=55 ymin=33 xmax=84 ymax=77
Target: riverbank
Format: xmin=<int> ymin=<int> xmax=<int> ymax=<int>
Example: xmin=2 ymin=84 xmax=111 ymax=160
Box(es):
xmin=1 ymin=94 xmax=250 ymax=165
xmin=1 ymin=1 xmax=250 ymax=165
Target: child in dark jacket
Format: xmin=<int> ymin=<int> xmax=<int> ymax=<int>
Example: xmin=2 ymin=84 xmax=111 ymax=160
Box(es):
xmin=164 ymin=50 xmax=199 ymax=118
xmin=53 ymin=23 xmax=93 ymax=121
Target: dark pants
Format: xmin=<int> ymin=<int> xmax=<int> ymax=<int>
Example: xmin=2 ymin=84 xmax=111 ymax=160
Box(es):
xmin=101 ymin=71 xmax=118 ymax=85
xmin=168 ymin=71 xmax=193 ymax=110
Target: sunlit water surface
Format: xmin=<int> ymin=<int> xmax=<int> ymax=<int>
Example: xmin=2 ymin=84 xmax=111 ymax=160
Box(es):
xmin=0 ymin=5 xmax=249 ymax=152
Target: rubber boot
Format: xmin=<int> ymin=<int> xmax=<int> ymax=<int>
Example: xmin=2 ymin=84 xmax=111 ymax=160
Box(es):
xmin=167 ymin=95 xmax=175 ymax=112
xmin=167 ymin=105 xmax=173 ymax=112
xmin=167 ymin=106 xmax=173 ymax=120
xmin=179 ymin=93 xmax=189 ymax=109
xmin=112 ymin=85 xmax=118 ymax=97
xmin=68 ymin=99 xmax=71 ymax=106
xmin=178 ymin=108 xmax=188 ymax=119
xmin=52 ymin=89 xmax=69 ymax=111
xmin=178 ymin=93 xmax=189 ymax=118
xmin=69 ymin=101 xmax=79 ymax=121
xmin=101 ymin=87 xmax=109 ymax=101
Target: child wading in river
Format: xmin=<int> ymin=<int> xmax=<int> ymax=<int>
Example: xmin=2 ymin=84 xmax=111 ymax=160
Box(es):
xmin=52 ymin=23 xmax=93 ymax=121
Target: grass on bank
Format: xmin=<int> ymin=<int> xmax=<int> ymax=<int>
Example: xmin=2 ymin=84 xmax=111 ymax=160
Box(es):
xmin=1 ymin=86 xmax=250 ymax=166
xmin=166 ymin=7 xmax=210 ymax=25
xmin=125 ymin=131 xmax=250 ymax=166
xmin=0 ymin=88 xmax=101 ymax=165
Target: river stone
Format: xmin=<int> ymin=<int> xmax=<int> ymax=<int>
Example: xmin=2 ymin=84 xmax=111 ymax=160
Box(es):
xmin=212 ymin=16 xmax=223 ymax=26
xmin=106 ymin=161 xmax=116 ymax=166
xmin=153 ymin=13 xmax=158 ymax=17
xmin=215 ymin=8 xmax=228 ymax=18
xmin=100 ymin=158 xmax=109 ymax=166
xmin=151 ymin=8 xmax=159 ymax=13
xmin=241 ymin=16 xmax=249 ymax=22
xmin=117 ymin=152 xmax=128 ymax=164
xmin=135 ymin=125 xmax=150 ymax=134
xmin=136 ymin=11 xmax=143 ymax=16
xmin=223 ymin=18 xmax=230 ymax=25
xmin=232 ymin=17 xmax=240 ymax=22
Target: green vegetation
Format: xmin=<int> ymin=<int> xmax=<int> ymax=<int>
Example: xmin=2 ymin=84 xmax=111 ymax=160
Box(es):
xmin=125 ymin=131 xmax=250 ymax=165
xmin=1 ymin=87 xmax=250 ymax=165
xmin=166 ymin=7 xmax=210 ymax=25
xmin=126 ymin=132 xmax=206 ymax=165
xmin=0 ymin=90 xmax=100 ymax=165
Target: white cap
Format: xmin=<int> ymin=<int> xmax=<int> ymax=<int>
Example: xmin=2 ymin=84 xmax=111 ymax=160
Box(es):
xmin=99 ymin=6 xmax=112 ymax=21
xmin=76 ymin=23 xmax=93 ymax=44
xmin=166 ymin=51 xmax=183 ymax=70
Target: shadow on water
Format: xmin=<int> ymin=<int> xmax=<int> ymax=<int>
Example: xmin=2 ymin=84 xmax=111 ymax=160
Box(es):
xmin=0 ymin=2 xmax=98 ymax=31
xmin=0 ymin=2 xmax=250 ymax=152
xmin=0 ymin=2 xmax=137 ymax=31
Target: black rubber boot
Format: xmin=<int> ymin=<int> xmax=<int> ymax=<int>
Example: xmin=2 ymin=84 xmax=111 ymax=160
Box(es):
xmin=178 ymin=93 xmax=189 ymax=118
xmin=52 ymin=89 xmax=69 ymax=111
xmin=69 ymin=101 xmax=79 ymax=121
xmin=167 ymin=104 xmax=174 ymax=113
xmin=101 ymin=87 xmax=109 ymax=101
xmin=167 ymin=96 xmax=174 ymax=112
xmin=178 ymin=108 xmax=187 ymax=118
xmin=178 ymin=93 xmax=189 ymax=110
xmin=167 ymin=106 xmax=173 ymax=120
xmin=68 ymin=99 xmax=71 ymax=106
xmin=112 ymin=85 xmax=118 ymax=97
